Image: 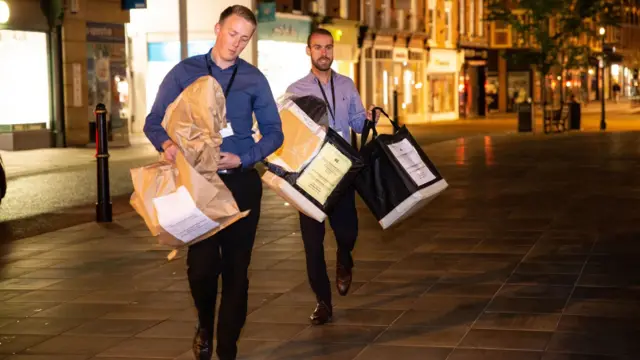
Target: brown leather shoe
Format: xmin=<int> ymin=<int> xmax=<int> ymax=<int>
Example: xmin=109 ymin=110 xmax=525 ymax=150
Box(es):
xmin=192 ymin=325 xmax=213 ymax=360
xmin=310 ymin=301 xmax=332 ymax=325
xmin=336 ymin=262 xmax=353 ymax=296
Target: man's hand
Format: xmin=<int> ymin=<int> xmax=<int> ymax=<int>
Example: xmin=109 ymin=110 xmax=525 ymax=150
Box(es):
xmin=162 ymin=140 xmax=178 ymax=163
xmin=219 ymin=152 xmax=242 ymax=170
xmin=366 ymin=104 xmax=380 ymax=122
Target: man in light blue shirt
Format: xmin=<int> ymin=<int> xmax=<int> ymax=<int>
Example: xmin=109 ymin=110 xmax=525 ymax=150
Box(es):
xmin=286 ymin=28 xmax=376 ymax=326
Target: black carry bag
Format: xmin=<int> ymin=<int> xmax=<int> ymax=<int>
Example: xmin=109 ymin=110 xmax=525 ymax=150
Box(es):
xmin=0 ymin=155 xmax=6 ymax=203
xmin=353 ymin=107 xmax=448 ymax=229
xmin=262 ymin=95 xmax=365 ymax=223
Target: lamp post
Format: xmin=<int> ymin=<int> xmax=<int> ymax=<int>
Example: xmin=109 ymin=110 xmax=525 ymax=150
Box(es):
xmin=599 ymin=26 xmax=606 ymax=131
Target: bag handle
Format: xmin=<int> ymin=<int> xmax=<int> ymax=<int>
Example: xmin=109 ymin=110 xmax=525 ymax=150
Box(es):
xmin=355 ymin=107 xmax=400 ymax=152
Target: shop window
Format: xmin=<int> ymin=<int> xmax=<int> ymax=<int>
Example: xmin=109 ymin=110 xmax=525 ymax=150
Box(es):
xmin=459 ymin=0 xmax=465 ymax=35
xmin=491 ymin=20 xmax=510 ymax=47
xmin=469 ymin=0 xmax=475 ymax=35
xmin=340 ymin=0 xmax=349 ymax=18
xmin=507 ymin=71 xmax=530 ymax=112
xmin=375 ymin=60 xmax=394 ymax=108
xmin=292 ymin=0 xmax=303 ymax=12
xmin=0 ymin=30 xmax=51 ymax=128
xmin=402 ymin=59 xmax=425 ymax=116
xmin=429 ymin=74 xmax=456 ymax=113
xmin=428 ymin=0 xmax=435 ymax=40
xmin=444 ymin=3 xmax=452 ymax=44
xmin=478 ymin=0 xmax=484 ymax=36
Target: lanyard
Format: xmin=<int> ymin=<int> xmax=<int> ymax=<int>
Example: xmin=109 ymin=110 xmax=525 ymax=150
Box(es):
xmin=316 ymin=73 xmax=336 ymax=123
xmin=206 ymin=55 xmax=238 ymax=98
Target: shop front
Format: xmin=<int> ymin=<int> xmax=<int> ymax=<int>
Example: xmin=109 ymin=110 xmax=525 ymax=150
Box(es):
xmin=400 ymin=36 xmax=428 ymax=124
xmin=360 ymin=34 xmax=392 ymax=114
xmin=427 ymin=48 xmax=463 ymax=121
xmin=86 ymin=22 xmax=130 ymax=145
xmin=460 ymin=47 xmax=488 ymax=118
xmin=320 ymin=19 xmax=359 ymax=81
xmin=257 ymin=13 xmax=311 ymax=100
xmin=610 ymin=63 xmax=637 ymax=98
xmin=360 ymin=34 xmax=428 ymax=123
xmin=0 ymin=0 xmax=54 ymax=150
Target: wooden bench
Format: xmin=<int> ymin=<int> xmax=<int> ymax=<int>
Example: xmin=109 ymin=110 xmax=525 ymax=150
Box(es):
xmin=543 ymin=105 xmax=570 ymax=134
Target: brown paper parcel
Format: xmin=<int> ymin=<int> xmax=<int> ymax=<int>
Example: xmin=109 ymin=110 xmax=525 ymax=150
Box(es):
xmin=261 ymin=100 xmax=329 ymax=223
xmin=130 ymin=75 xmax=249 ymax=249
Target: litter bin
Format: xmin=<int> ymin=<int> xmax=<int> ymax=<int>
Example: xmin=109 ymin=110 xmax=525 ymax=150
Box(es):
xmin=517 ymin=101 xmax=533 ymax=132
xmin=569 ymin=101 xmax=581 ymax=130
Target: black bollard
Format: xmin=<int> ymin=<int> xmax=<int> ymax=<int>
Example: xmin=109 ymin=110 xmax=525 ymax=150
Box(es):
xmin=393 ymin=90 xmax=399 ymax=125
xmin=95 ymin=104 xmax=112 ymax=222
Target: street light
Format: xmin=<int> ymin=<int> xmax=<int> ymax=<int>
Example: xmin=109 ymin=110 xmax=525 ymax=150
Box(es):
xmin=599 ymin=27 xmax=606 ymax=131
xmin=0 ymin=1 xmax=10 ymax=24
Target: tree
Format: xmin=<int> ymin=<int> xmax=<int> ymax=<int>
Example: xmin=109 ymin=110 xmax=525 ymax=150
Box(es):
xmin=485 ymin=0 xmax=622 ymax=114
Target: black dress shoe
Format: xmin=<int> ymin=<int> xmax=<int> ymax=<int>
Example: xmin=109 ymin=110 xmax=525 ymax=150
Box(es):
xmin=310 ymin=301 xmax=332 ymax=325
xmin=336 ymin=262 xmax=353 ymax=296
xmin=192 ymin=325 xmax=213 ymax=360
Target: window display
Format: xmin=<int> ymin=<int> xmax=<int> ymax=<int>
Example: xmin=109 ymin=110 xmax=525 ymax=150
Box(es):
xmin=258 ymin=40 xmax=309 ymax=99
xmin=374 ymin=59 xmax=393 ymax=108
xmin=331 ymin=60 xmax=354 ymax=81
xmin=404 ymin=61 xmax=425 ymax=116
xmin=0 ymin=30 xmax=51 ymax=127
xmin=86 ymin=22 xmax=128 ymax=130
xmin=430 ymin=74 xmax=455 ymax=113
xmin=507 ymin=71 xmax=530 ymax=111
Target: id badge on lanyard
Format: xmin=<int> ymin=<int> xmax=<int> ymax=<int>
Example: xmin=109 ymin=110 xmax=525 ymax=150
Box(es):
xmin=207 ymin=56 xmax=238 ymax=138
xmin=317 ymin=74 xmax=344 ymax=138
xmin=317 ymin=74 xmax=336 ymax=125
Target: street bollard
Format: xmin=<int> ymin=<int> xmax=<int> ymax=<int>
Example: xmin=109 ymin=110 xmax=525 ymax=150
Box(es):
xmin=393 ymin=90 xmax=399 ymax=125
xmin=95 ymin=104 xmax=112 ymax=222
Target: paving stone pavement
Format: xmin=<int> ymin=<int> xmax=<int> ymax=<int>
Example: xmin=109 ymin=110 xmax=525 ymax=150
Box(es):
xmin=1 ymin=131 xmax=640 ymax=359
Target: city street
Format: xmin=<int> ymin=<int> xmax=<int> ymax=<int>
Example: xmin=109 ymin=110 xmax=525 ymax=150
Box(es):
xmin=0 ymin=129 xmax=639 ymax=359
xmin=1 ymin=105 xmax=638 ymax=241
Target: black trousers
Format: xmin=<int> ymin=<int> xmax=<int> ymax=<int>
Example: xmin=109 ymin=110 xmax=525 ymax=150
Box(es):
xmin=186 ymin=169 xmax=262 ymax=360
xmin=299 ymin=188 xmax=358 ymax=305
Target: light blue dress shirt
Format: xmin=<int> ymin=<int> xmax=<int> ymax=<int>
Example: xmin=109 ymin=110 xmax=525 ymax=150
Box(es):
xmin=286 ymin=71 xmax=367 ymax=139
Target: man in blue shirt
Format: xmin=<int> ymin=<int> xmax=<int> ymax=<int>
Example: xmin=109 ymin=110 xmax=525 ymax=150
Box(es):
xmin=144 ymin=5 xmax=283 ymax=360
xmin=286 ymin=28 xmax=376 ymax=326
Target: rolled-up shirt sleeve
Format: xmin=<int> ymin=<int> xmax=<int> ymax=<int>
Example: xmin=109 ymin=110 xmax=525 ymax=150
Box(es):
xmin=239 ymin=75 xmax=284 ymax=167
xmin=143 ymin=67 xmax=184 ymax=152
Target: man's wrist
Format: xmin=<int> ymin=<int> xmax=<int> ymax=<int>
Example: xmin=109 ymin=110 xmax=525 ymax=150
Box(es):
xmin=161 ymin=140 xmax=174 ymax=151
xmin=239 ymin=154 xmax=251 ymax=168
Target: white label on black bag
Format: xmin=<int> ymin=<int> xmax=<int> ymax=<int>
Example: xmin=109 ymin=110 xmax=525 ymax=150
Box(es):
xmin=296 ymin=143 xmax=352 ymax=205
xmin=387 ymin=139 xmax=436 ymax=187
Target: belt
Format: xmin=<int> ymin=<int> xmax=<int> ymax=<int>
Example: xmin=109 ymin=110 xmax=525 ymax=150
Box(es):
xmin=218 ymin=166 xmax=254 ymax=175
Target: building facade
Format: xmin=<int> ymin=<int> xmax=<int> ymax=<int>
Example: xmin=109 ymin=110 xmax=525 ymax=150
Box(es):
xmin=60 ymin=1 xmax=131 ymax=147
xmin=486 ymin=2 xmax=640 ymax=113
xmin=360 ymin=0 xmax=464 ymax=123
xmin=257 ymin=0 xmax=360 ymax=101
xmin=458 ymin=0 xmax=488 ymax=118
xmin=607 ymin=0 xmax=640 ymax=98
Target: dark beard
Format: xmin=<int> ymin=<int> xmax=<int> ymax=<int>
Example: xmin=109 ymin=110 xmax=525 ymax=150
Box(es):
xmin=312 ymin=58 xmax=333 ymax=71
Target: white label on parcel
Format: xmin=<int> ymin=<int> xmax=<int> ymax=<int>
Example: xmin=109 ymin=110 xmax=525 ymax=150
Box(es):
xmin=296 ymin=143 xmax=352 ymax=205
xmin=387 ymin=138 xmax=436 ymax=187
xmin=152 ymin=186 xmax=220 ymax=243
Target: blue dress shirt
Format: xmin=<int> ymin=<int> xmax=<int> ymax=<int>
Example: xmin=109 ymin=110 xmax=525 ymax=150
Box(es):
xmin=286 ymin=71 xmax=367 ymax=139
xmin=144 ymin=50 xmax=284 ymax=168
